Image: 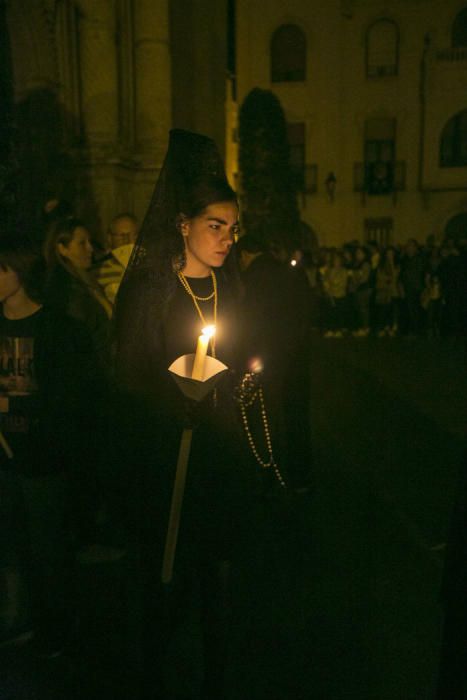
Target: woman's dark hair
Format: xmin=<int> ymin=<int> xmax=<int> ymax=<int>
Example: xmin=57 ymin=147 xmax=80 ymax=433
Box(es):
xmin=43 ymin=217 xmax=85 ymax=272
xmin=180 ymin=176 xmax=237 ymax=219
xmin=0 ymin=238 xmax=45 ymax=302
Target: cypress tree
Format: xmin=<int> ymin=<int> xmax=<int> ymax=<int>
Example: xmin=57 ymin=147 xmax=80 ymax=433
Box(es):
xmin=238 ymin=87 xmax=300 ymax=250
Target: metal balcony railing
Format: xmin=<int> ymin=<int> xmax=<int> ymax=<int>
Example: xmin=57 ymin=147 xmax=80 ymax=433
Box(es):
xmin=353 ymin=160 xmax=406 ymax=194
xmin=436 ymin=47 xmax=467 ymax=62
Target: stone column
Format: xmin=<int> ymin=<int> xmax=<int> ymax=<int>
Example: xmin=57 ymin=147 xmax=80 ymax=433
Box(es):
xmin=77 ymin=0 xmax=118 ymax=158
xmin=134 ymin=0 xmax=172 ymax=165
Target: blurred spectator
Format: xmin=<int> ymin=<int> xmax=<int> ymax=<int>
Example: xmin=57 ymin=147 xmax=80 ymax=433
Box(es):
xmin=349 ymin=246 xmax=371 ymax=337
xmin=367 ymin=240 xmax=381 ymax=272
xmin=399 ymin=239 xmax=425 ymax=336
xmin=93 ymin=213 xmax=139 ymax=304
xmin=374 ymin=247 xmax=399 ymax=337
xmin=302 ymin=249 xmax=322 ymax=329
xmin=421 ymin=254 xmax=443 ymax=338
xmin=322 ymin=251 xmax=349 ymax=338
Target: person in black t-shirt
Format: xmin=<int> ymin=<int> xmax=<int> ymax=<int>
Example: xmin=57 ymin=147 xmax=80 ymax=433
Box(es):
xmin=0 ymin=238 xmax=100 ymax=656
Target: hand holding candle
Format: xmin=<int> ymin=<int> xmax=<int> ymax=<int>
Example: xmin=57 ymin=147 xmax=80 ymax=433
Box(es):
xmin=191 ymin=325 xmax=215 ymax=380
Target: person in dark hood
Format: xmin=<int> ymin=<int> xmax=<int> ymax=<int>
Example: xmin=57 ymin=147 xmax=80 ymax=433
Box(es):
xmin=237 ymin=233 xmax=313 ymax=492
xmin=114 ymin=129 xmax=257 ymax=700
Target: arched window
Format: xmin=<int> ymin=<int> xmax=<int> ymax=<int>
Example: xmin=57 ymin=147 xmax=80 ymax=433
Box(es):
xmin=440 ymin=110 xmax=467 ymax=167
xmin=366 ymin=19 xmax=399 ymax=77
xmin=452 ymin=7 xmax=467 ymax=47
xmin=271 ymin=24 xmax=306 ymax=82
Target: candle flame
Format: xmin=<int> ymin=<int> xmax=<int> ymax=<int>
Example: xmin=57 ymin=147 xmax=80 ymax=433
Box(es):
xmin=202 ymin=325 xmax=216 ymax=339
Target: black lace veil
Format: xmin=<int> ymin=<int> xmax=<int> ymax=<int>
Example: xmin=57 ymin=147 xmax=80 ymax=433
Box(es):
xmin=114 ymin=129 xmax=234 ymax=394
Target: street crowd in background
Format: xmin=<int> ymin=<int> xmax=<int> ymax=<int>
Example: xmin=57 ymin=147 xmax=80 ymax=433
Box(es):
xmin=301 ymin=236 xmax=467 ymax=340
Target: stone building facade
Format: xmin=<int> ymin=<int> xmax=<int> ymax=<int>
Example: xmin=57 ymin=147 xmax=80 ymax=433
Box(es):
xmin=3 ymin=0 xmax=228 ymax=241
xmin=233 ymin=0 xmax=467 ymax=246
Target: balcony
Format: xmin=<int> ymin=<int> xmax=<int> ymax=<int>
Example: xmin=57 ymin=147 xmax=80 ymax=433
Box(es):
xmin=436 ymin=47 xmax=467 ymax=62
xmin=353 ymin=160 xmax=406 ymax=196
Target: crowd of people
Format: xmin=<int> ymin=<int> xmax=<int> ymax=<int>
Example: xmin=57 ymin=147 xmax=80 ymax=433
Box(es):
xmin=301 ymin=237 xmax=467 ymax=339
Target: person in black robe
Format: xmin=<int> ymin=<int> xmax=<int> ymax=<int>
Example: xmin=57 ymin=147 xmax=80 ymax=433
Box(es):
xmin=237 ymin=234 xmax=313 ymax=492
xmin=114 ymin=130 xmax=256 ymax=700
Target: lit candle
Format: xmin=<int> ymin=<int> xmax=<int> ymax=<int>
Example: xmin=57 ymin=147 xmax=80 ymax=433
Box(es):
xmin=191 ymin=325 xmax=215 ymax=381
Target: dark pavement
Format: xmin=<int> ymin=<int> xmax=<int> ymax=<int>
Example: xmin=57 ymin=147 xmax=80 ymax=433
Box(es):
xmin=1 ymin=335 xmax=465 ymax=699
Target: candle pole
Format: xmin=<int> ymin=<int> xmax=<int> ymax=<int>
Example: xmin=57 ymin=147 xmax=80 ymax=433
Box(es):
xmin=161 ymin=326 xmax=216 ymax=585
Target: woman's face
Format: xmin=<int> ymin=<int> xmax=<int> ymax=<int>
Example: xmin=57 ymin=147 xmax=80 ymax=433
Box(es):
xmin=58 ymin=226 xmax=93 ymax=270
xmin=182 ymin=201 xmax=239 ymax=275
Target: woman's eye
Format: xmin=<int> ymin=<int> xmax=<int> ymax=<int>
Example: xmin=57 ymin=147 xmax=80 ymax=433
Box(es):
xmin=209 ymin=224 xmax=220 ymax=231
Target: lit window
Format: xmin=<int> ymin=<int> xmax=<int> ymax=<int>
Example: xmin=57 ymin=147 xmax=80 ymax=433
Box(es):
xmin=440 ymin=110 xmax=467 ymax=167
xmin=271 ymin=25 xmax=306 ymax=82
xmin=452 ymin=7 xmax=467 ymax=47
xmin=366 ymin=19 xmax=399 ymax=77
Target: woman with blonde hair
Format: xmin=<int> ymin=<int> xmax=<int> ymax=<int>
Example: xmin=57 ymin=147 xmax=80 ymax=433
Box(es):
xmin=43 ymin=218 xmax=113 ymax=557
xmin=44 ymin=217 xmax=112 ymax=369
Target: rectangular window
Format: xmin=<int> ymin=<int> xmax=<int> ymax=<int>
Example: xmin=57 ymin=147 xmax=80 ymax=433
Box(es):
xmin=366 ymin=20 xmax=399 ymax=78
xmin=364 ymin=217 xmax=393 ymax=246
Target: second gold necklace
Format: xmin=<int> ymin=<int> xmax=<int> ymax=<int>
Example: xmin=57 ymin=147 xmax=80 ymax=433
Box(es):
xmin=177 ymin=270 xmax=218 ymax=357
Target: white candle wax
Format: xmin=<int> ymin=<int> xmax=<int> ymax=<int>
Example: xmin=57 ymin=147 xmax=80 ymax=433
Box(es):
xmin=191 ymin=325 xmax=215 ymax=381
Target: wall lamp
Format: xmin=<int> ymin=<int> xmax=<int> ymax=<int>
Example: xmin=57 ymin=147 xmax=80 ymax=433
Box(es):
xmin=325 ymin=171 xmax=337 ymax=202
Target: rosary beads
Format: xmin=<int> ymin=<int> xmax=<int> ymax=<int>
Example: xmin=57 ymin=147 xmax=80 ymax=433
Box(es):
xmin=238 ymin=376 xmax=286 ymax=488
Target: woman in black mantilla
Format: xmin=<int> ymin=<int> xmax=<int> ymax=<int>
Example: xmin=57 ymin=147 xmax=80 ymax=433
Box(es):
xmin=114 ymin=130 xmax=255 ymax=700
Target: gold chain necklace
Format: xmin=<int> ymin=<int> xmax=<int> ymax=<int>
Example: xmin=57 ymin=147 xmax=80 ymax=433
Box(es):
xmin=177 ymin=270 xmax=216 ymax=302
xmin=177 ymin=270 xmax=217 ymax=357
